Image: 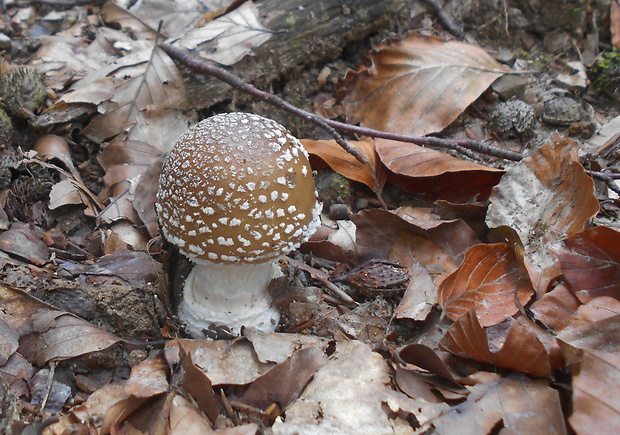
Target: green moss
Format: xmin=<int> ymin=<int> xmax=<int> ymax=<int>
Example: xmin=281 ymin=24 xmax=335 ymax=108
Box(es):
xmin=588 ymin=50 xmax=620 ymax=97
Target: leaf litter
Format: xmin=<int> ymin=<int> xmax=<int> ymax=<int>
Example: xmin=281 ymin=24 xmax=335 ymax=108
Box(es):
xmin=0 ymin=0 xmax=619 ymax=433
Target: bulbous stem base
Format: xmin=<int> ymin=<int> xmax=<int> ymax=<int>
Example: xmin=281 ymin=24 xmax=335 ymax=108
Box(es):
xmin=178 ymin=259 xmax=281 ymax=337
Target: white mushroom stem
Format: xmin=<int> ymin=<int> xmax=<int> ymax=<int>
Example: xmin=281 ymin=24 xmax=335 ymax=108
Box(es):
xmin=178 ymin=259 xmax=282 ymax=337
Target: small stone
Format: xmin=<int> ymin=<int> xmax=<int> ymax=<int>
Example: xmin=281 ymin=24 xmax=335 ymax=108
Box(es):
xmin=492 ymin=74 xmax=528 ymax=100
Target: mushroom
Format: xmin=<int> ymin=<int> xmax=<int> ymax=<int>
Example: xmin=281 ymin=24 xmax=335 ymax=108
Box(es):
xmin=156 ymin=113 xmax=320 ymax=336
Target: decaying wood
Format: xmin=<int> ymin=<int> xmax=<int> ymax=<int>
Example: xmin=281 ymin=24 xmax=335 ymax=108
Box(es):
xmin=185 ymin=0 xmax=416 ymax=110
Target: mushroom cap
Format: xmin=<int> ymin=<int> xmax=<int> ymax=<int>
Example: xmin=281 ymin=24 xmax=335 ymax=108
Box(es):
xmin=156 ymin=113 xmax=319 ymax=264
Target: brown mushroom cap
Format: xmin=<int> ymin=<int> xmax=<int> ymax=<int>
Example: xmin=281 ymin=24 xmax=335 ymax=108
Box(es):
xmin=156 ymin=113 xmax=319 ymax=264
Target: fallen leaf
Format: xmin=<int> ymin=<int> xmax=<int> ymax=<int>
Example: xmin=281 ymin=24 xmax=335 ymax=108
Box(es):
xmin=178 ymin=343 xmax=218 ymax=422
xmin=240 ymin=346 xmax=326 ymax=411
xmin=554 ymin=226 xmax=620 ymax=303
xmin=352 ymin=208 xmax=479 ymax=264
xmin=342 ymin=33 xmax=507 ymax=136
xmin=124 ymin=358 xmax=169 ymax=398
xmin=271 ymin=340 xmax=423 ymax=434
xmin=165 ymin=339 xmax=275 ymax=386
xmin=0 ymin=284 xmax=122 ymax=364
xmin=440 ymin=311 xmax=558 ymax=377
xmin=168 ymin=2 xmax=273 ymax=66
xmin=486 ymin=134 xmax=599 ymax=294
xmin=0 ymin=225 xmax=50 ymax=266
xmin=437 ymin=243 xmax=535 ymax=327
xmin=168 ymin=393 xmax=214 ymax=434
xmin=556 ymin=297 xmax=620 ymax=435
xmin=432 ymin=374 xmax=566 ymax=435
xmin=303 ymin=137 xmax=388 ymax=205
xmin=530 ymin=282 xmax=581 ymax=332
xmin=54 ymin=44 xmax=190 ymax=150
xmin=377 ymin=138 xmax=503 ymax=180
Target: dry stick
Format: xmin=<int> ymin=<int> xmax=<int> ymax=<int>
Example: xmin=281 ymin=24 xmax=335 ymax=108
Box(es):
xmin=158 ymin=43 xmax=366 ymax=164
xmin=421 ymin=0 xmax=465 ymax=38
xmin=160 ymin=43 xmax=620 ymax=181
xmin=160 ymin=43 xmax=522 ymax=162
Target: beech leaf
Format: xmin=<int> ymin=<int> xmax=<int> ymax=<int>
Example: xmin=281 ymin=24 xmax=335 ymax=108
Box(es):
xmin=486 ymin=134 xmax=599 ymax=293
xmin=554 ymin=226 xmax=620 ymax=303
xmin=437 ymin=243 xmax=535 ymax=327
xmin=342 ymin=33 xmax=507 ymax=136
xmin=303 ymin=137 xmax=388 ymax=203
xmin=440 ymin=311 xmax=558 ymax=377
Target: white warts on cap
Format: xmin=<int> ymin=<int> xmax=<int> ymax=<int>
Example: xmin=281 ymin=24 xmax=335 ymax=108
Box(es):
xmin=157 ymin=112 xmax=319 ymax=264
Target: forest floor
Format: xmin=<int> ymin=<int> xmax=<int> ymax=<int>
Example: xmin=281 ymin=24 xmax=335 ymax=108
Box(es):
xmin=0 ymin=0 xmax=619 ymax=433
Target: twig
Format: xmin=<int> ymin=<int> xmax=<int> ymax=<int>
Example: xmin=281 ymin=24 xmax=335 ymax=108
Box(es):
xmin=158 ymin=43 xmax=366 ymax=165
xmin=159 ymin=43 xmax=522 ymax=162
xmin=421 ymin=0 xmax=465 ymax=38
xmin=160 ymin=43 xmax=620 ymax=181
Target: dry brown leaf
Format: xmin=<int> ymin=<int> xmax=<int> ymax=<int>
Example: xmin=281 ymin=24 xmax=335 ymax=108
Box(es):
xmin=124 ymin=358 xmax=169 ymax=398
xmin=165 ymin=339 xmax=276 ymax=386
xmin=530 ymin=282 xmax=581 ymax=332
xmin=556 ymin=297 xmax=620 ymax=435
xmin=303 ymin=137 xmax=388 ymax=204
xmin=554 ymin=226 xmax=620 ymax=303
xmin=0 ymin=225 xmax=50 ymax=266
xmin=167 ymin=2 xmax=273 ymax=66
xmin=440 ymin=311 xmax=559 ymax=378
xmin=432 ymin=374 xmax=566 ymax=435
xmin=0 ymin=282 xmax=121 ymax=365
xmin=240 ymin=346 xmax=326 ymax=411
xmin=376 ymin=138 xmax=503 ymax=179
xmin=486 ymin=134 xmax=599 ymax=294
xmin=342 ymin=33 xmax=507 ymax=136
xmin=389 ymin=232 xmax=458 ymax=321
xmin=168 ymin=394 xmax=214 ymax=434
xmin=437 ymin=243 xmax=535 ymax=327
xmin=271 ymin=341 xmax=422 ymax=434
xmin=568 ymin=349 xmax=620 ymax=435
xmin=178 ymin=343 xmax=218 ymax=423
xmin=98 ymin=138 xmax=163 ymax=226
xmin=352 ymin=208 xmax=479 ymax=264
xmin=52 ymin=44 xmax=190 ymax=151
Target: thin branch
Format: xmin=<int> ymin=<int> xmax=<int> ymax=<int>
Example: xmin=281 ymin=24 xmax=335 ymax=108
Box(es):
xmin=160 ymin=43 xmax=522 ymax=162
xmin=160 ymin=43 xmax=620 ymax=181
xmin=158 ymin=43 xmax=366 ymax=164
xmin=421 ymin=0 xmax=465 ymax=38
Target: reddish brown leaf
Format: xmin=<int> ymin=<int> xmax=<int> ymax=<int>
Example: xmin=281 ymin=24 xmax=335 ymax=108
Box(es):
xmin=486 ymin=134 xmax=599 ymax=294
xmin=342 ymin=33 xmax=507 ymax=137
xmin=554 ymin=226 xmax=620 ymax=303
xmin=440 ymin=311 xmax=556 ymax=377
xmin=438 ymin=243 xmax=534 ymax=327
xmin=376 ymin=138 xmax=503 ymax=179
xmin=352 ymin=208 xmax=479 ymax=264
xmin=530 ymin=282 xmax=581 ymax=332
xmin=303 ymin=137 xmax=388 ymax=203
xmin=568 ymin=349 xmax=620 ymax=435
xmin=556 ymin=298 xmax=620 ymax=435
